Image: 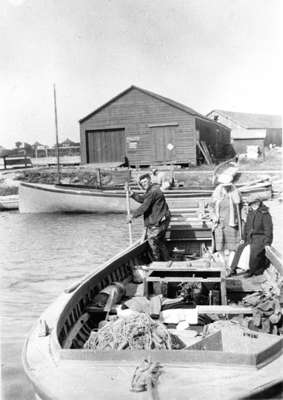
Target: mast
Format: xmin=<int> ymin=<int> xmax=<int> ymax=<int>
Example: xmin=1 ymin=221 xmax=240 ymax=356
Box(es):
xmin=53 ymin=84 xmax=61 ymax=184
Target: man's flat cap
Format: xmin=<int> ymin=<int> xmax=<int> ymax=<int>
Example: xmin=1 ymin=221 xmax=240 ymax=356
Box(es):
xmin=138 ymin=173 xmax=151 ymax=182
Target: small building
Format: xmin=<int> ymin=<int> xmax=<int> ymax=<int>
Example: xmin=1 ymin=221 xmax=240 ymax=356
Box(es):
xmin=79 ymin=86 xmax=231 ymax=166
xmin=33 ymin=141 xmax=48 ymax=158
xmin=207 ymin=110 xmax=282 ymax=154
xmin=59 ymin=138 xmax=81 ymax=156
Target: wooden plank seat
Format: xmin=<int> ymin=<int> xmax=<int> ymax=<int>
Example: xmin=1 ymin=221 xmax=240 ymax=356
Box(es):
xmin=166 ymin=224 xmax=212 ymax=241
xmin=144 ymin=261 xmax=227 ymax=305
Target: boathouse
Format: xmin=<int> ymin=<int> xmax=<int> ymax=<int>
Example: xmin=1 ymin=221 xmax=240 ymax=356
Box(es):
xmin=207 ymin=110 xmax=282 ymax=154
xmin=79 ymin=86 xmax=231 ymax=166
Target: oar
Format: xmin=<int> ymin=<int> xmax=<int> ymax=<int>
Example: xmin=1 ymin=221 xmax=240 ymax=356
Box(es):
xmin=125 ymin=182 xmax=133 ymax=245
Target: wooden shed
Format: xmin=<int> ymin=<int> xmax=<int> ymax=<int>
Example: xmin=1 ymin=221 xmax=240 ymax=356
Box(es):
xmin=207 ymin=110 xmax=282 ymax=154
xmin=79 ymin=86 xmax=231 ymax=166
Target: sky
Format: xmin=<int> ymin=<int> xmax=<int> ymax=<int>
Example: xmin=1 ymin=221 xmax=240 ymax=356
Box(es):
xmin=1 ymin=0 xmax=282 ymax=148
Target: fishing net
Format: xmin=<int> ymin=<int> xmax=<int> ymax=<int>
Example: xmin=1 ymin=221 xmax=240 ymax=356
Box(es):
xmin=84 ymin=312 xmax=172 ymax=351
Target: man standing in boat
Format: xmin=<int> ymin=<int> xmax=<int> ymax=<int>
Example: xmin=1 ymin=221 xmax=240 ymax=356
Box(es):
xmin=127 ymin=173 xmax=171 ymax=261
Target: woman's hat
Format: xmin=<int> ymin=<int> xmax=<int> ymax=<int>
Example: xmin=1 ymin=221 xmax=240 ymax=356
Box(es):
xmin=218 ymin=173 xmax=233 ymax=185
xmin=247 ymin=193 xmax=262 ymax=204
xmin=217 ymin=166 xmax=239 ymax=185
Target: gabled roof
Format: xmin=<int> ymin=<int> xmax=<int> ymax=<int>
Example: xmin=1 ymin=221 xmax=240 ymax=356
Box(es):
xmin=60 ymin=138 xmax=78 ymax=146
xmin=208 ymin=110 xmax=282 ymax=129
xmin=79 ymin=85 xmax=225 ymax=128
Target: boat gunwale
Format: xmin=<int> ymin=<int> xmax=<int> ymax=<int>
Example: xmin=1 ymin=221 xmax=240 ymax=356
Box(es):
xmin=52 ymin=239 xmax=149 ymax=352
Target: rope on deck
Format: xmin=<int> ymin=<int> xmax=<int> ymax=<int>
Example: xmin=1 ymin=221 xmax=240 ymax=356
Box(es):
xmin=84 ymin=312 xmax=172 ymax=351
xmin=130 ymin=357 xmax=162 ymax=400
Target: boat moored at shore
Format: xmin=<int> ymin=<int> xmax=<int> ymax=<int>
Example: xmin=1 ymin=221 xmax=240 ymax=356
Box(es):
xmin=22 ymin=213 xmax=283 ymax=399
xmin=19 ymin=179 xmax=272 ymax=214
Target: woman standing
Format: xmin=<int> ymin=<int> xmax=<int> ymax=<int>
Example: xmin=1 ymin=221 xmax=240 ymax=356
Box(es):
xmin=210 ymin=172 xmax=242 ymax=266
xmin=230 ymin=196 xmax=273 ymax=276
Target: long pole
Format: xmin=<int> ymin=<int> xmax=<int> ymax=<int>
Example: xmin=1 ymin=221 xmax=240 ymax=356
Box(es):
xmin=53 ymin=84 xmax=61 ymax=184
xmin=125 ymin=182 xmax=133 ymax=245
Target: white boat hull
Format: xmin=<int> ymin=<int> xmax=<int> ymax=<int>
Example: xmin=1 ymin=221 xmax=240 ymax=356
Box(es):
xmin=19 ymin=182 xmax=131 ymax=213
xmin=19 ymin=182 xmax=211 ymax=213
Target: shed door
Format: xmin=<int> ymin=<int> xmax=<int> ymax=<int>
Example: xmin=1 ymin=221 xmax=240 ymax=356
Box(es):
xmin=151 ymin=126 xmax=176 ymax=163
xmin=86 ymin=129 xmax=125 ymax=163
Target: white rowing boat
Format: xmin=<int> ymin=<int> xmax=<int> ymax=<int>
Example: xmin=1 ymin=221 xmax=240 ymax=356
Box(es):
xmin=19 ymin=180 xmax=272 ymax=214
xmin=18 ymin=182 xmax=213 ymax=213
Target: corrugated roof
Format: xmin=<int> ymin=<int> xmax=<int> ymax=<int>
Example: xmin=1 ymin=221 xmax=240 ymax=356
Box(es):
xmin=209 ymin=110 xmax=282 ymax=129
xmin=79 ymin=86 xmax=226 ymax=128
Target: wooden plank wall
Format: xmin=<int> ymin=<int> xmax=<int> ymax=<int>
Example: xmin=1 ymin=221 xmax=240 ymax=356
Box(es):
xmin=80 ymin=88 xmax=197 ymax=166
xmin=196 ymin=118 xmax=231 ymax=160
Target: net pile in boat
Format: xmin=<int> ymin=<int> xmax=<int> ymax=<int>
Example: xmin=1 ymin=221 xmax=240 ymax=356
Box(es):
xmin=84 ymin=312 xmax=172 ymax=351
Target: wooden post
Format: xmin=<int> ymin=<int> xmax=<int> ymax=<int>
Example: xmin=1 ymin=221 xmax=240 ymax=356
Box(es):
xmin=170 ymin=161 xmax=174 ymax=186
xmin=96 ymin=168 xmax=102 ymax=188
xmin=125 ymin=182 xmax=133 ymax=245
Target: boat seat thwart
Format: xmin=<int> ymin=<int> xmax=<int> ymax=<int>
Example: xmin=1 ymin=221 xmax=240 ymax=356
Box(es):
xmin=144 ymin=261 xmax=227 ymax=305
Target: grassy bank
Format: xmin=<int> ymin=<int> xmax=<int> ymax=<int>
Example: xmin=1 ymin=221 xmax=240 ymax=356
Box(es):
xmin=0 ymin=148 xmax=282 ymax=196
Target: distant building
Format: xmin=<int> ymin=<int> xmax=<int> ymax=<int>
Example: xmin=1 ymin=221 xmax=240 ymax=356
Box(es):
xmin=207 ymin=110 xmax=282 ymax=154
xmin=79 ymin=86 xmax=231 ymax=166
xmin=59 ymin=138 xmax=80 ymax=148
xmin=57 ymin=138 xmax=80 ymax=156
xmin=32 ymin=142 xmax=48 ymax=158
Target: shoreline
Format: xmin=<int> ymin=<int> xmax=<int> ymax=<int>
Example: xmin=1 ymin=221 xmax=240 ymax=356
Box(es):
xmin=0 ymin=165 xmax=282 ymax=197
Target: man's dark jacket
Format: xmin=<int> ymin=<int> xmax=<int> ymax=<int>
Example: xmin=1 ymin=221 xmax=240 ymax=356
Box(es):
xmin=131 ymin=184 xmax=171 ymax=227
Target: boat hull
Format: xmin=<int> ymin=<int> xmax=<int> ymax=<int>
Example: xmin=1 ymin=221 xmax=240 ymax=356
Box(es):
xmin=19 ymin=182 xmax=211 ymax=213
xmin=22 ymin=239 xmax=283 ymax=400
xmin=19 ymin=181 xmax=273 ymax=214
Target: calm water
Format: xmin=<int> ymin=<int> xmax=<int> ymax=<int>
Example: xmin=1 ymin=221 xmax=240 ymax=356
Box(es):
xmin=1 ymin=201 xmax=283 ymax=400
xmin=0 ymin=211 xmax=143 ymax=400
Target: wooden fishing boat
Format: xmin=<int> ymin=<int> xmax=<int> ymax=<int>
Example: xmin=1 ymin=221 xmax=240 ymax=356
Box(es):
xmin=0 ymin=194 xmax=19 ymax=210
xmin=22 ymin=213 xmax=283 ymax=399
xmin=19 ymin=179 xmax=272 ymax=214
xmin=18 ymin=181 xmax=213 ymax=213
